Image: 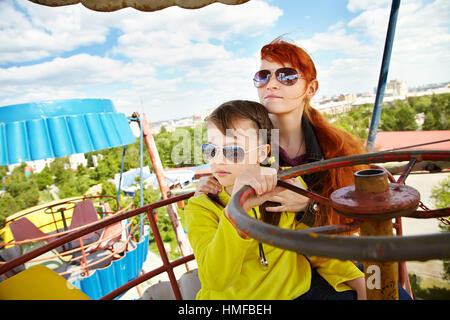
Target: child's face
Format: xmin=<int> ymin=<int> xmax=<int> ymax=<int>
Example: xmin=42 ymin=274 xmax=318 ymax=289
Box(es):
xmin=205 ymin=119 xmax=269 ymax=188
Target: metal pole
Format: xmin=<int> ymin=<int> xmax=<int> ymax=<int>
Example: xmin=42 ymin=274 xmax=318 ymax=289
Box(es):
xmin=136 ymin=113 xmax=193 ymax=271
xmin=366 ymin=0 xmax=401 ymax=152
xmin=117 ymin=145 xmax=127 ymax=207
xmin=139 ymin=118 xmax=144 ymax=241
xmin=354 ymin=169 xmax=399 ymax=300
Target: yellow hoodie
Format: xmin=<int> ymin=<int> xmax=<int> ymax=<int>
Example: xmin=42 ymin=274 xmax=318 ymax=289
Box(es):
xmin=185 ymin=186 xmax=363 ymax=300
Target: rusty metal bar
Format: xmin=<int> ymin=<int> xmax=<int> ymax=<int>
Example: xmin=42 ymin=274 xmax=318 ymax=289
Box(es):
xmin=228 ymin=150 xmax=450 ymax=263
xmin=146 ymin=208 xmax=182 ymax=300
xmin=396 ymin=158 xmax=417 ymax=184
xmin=407 ymin=208 xmax=450 ymax=219
xmin=0 ymin=192 xmax=195 ymax=276
xmin=100 ymin=254 xmax=195 ymax=300
xmin=136 ymin=113 xmax=192 ymax=270
xmin=229 ymin=186 xmax=450 ymax=262
xmin=278 ymin=150 xmax=450 ymax=181
xmin=301 ymin=220 xmax=361 ymax=235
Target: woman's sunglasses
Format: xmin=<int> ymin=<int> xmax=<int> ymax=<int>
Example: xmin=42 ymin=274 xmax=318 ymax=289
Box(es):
xmin=253 ymin=67 xmax=300 ymax=88
xmin=202 ymin=143 xmax=265 ymax=163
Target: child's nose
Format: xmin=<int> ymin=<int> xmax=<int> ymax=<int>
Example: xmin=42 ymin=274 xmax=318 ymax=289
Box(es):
xmin=210 ymin=149 xmax=226 ymax=164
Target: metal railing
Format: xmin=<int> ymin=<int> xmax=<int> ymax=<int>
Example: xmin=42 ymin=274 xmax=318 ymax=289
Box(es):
xmin=0 ymin=192 xmax=195 ymax=300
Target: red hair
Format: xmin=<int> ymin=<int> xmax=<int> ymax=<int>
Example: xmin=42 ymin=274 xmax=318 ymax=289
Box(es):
xmin=261 ymin=38 xmax=367 ymax=231
xmin=261 ymin=37 xmax=317 ymax=82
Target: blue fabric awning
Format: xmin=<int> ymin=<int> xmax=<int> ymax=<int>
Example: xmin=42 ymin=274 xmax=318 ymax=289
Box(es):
xmin=71 ymin=234 xmax=149 ymax=300
xmin=0 ymin=99 xmax=136 ymax=166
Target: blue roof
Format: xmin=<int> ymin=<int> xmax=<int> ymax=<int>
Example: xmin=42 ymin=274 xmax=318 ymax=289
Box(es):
xmin=0 ymin=99 xmax=136 ymax=166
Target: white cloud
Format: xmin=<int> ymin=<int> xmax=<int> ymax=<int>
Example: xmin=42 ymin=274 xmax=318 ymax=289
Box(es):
xmin=299 ymin=0 xmax=450 ymax=97
xmin=297 ymin=28 xmax=374 ymax=57
xmin=0 ymin=0 xmax=281 ymax=121
xmin=0 ymin=0 xmax=109 ymax=64
xmin=0 ymin=54 xmax=129 ymax=86
xmin=114 ymin=31 xmax=233 ymax=68
xmin=347 ymin=0 xmax=390 ymax=13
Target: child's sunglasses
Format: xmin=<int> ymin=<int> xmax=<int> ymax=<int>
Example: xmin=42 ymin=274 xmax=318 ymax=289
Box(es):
xmin=201 ymin=143 xmax=265 ymax=163
xmin=253 ymin=67 xmax=300 ymax=88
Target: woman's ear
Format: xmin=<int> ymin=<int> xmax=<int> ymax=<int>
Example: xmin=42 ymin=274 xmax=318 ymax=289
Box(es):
xmin=307 ymin=79 xmax=319 ymax=98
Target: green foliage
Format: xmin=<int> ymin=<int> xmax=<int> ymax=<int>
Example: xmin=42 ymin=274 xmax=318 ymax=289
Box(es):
xmin=0 ymin=168 xmax=39 ymax=219
xmin=430 ymin=176 xmax=450 ymax=280
xmin=35 ymin=166 xmax=54 ymax=190
xmin=408 ymin=95 xmax=431 ymax=113
xmin=422 ymin=93 xmax=450 ymax=130
xmin=431 ymin=176 xmax=450 ymax=210
xmin=99 ymin=181 xmax=130 ymax=212
xmin=331 ymin=104 xmax=372 ymax=139
xmin=380 ymin=100 xmax=418 ymax=131
xmin=0 ymin=194 xmax=21 ymax=226
xmin=154 ymin=124 xmax=207 ymax=168
xmin=328 ymin=93 xmax=449 ymax=139
xmin=410 ymin=274 xmax=450 ymax=300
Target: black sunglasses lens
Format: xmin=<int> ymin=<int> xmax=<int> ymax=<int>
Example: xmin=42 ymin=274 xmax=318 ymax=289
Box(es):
xmin=201 ymin=143 xmax=216 ymax=161
xmin=253 ymin=70 xmax=271 ymax=88
xmin=223 ymin=146 xmax=245 ymax=162
xmin=275 ymin=68 xmax=299 ymax=86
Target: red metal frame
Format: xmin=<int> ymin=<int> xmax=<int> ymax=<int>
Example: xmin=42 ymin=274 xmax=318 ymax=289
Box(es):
xmin=0 ymin=192 xmax=195 ymax=300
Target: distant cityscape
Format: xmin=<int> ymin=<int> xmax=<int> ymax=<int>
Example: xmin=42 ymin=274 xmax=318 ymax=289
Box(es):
xmin=8 ymin=80 xmax=449 ymax=175
xmin=147 ymin=80 xmax=450 ymax=135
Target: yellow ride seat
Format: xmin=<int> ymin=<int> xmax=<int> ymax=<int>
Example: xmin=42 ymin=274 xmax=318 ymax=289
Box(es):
xmin=0 ymin=264 xmax=90 ymax=300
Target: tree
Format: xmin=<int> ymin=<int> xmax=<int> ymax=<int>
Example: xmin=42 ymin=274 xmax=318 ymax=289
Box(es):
xmin=380 ymin=100 xmax=418 ymax=131
xmin=331 ymin=104 xmax=372 ymax=139
xmin=0 ymin=194 xmax=21 ymax=225
xmin=408 ymin=95 xmax=431 ymax=114
xmin=2 ymin=170 xmax=39 ymax=213
xmin=35 ymin=165 xmax=54 ymax=190
xmin=423 ymin=94 xmax=450 ymax=130
xmin=430 ymin=176 xmax=450 ymax=280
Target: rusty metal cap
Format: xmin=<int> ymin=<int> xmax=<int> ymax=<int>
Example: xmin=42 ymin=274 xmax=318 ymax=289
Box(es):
xmin=330 ymin=169 xmax=420 ymax=219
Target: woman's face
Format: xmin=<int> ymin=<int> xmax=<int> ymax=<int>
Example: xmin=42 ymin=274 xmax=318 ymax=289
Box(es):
xmin=206 ymin=119 xmax=268 ymax=188
xmin=257 ymin=59 xmax=310 ymax=115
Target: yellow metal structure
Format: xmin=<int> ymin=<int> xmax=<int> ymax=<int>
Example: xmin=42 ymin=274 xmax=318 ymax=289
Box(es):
xmin=1 ymin=197 xmax=97 ymax=246
xmin=0 ymin=264 xmax=90 ymax=300
xmin=354 ymin=171 xmax=399 ymax=300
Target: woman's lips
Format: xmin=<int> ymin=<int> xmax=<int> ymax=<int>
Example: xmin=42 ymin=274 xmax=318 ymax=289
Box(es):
xmin=264 ymin=94 xmax=282 ymax=100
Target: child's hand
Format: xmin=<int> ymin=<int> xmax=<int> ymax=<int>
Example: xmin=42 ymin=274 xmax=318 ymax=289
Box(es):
xmin=345 ymin=277 xmax=367 ymax=300
xmin=194 ymin=175 xmax=222 ymax=196
xmin=230 ymin=166 xmax=283 ymax=212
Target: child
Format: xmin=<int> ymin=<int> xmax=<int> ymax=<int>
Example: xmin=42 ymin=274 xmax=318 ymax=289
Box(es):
xmin=185 ymin=100 xmax=366 ymax=300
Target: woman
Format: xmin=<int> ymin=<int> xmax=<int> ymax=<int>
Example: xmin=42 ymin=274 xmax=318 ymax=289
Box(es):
xmin=185 ymin=100 xmax=366 ymax=300
xmin=196 ymin=37 xmax=367 ymax=229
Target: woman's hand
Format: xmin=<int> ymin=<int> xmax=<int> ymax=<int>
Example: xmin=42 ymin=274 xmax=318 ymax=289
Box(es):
xmin=194 ymin=175 xmax=222 ymax=196
xmin=264 ymin=177 xmax=310 ymax=213
xmin=230 ymin=166 xmax=284 ymax=212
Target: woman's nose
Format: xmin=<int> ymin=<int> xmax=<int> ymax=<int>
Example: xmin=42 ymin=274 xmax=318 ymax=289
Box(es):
xmin=266 ymin=73 xmax=279 ymax=89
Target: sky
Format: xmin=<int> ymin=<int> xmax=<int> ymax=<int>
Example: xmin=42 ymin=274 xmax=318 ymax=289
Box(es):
xmin=0 ymin=0 xmax=449 ymax=122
